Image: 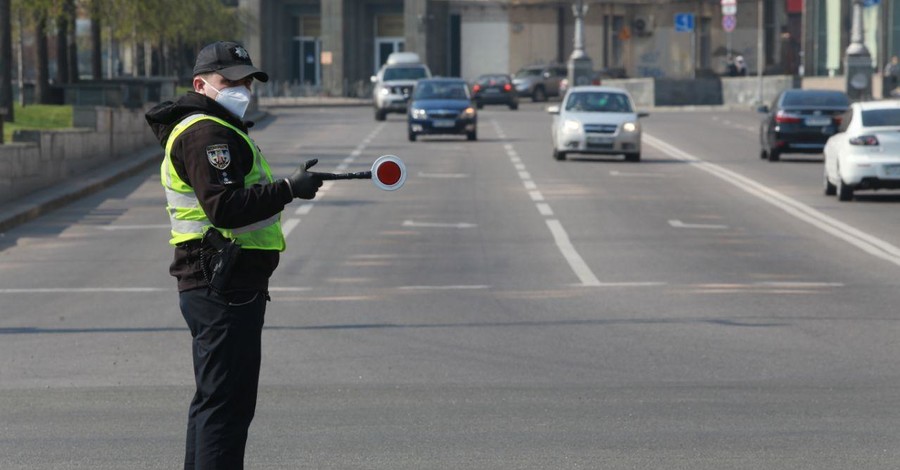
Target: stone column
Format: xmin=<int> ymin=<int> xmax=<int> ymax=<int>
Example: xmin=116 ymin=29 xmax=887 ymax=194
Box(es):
xmin=405 ymin=0 xmax=428 ymax=60
xmin=567 ymin=0 xmax=593 ymax=89
xmin=321 ymin=0 xmax=345 ymax=96
xmin=844 ymin=0 xmax=872 ymax=100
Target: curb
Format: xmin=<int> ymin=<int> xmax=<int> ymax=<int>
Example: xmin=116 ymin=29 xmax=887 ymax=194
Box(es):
xmin=0 ymin=146 xmax=162 ymax=234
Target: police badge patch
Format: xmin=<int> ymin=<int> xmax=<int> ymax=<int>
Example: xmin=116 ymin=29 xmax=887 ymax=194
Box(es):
xmin=206 ymin=144 xmax=231 ymax=170
xmin=233 ymin=46 xmax=250 ymax=60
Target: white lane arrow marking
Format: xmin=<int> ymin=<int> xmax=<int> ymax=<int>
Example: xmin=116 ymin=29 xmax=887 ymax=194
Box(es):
xmin=403 ymin=220 xmax=477 ymax=229
xmin=669 ymin=219 xmax=729 ymax=230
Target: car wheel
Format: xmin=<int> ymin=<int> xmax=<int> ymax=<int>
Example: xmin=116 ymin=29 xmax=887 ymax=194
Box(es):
xmin=476 ymin=102 xmax=484 ymax=109
xmin=408 ymin=130 xmax=417 ymax=142
xmin=467 ymin=130 xmax=477 ymax=141
xmin=509 ymin=103 xmax=518 ymax=110
xmin=553 ymin=148 xmax=567 ymax=161
xmin=767 ymin=148 xmax=781 ymax=162
xmin=625 ymin=152 xmax=641 ymax=162
xmin=836 ymin=176 xmax=853 ymax=201
xmin=375 ymin=109 xmax=386 ymax=121
xmin=823 ymin=169 xmax=837 ymax=196
xmin=532 ymin=87 xmax=546 ymax=102
xmin=760 ymin=148 xmax=768 ymax=160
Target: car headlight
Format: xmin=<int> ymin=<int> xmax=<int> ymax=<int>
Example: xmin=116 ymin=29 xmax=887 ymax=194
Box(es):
xmin=379 ymin=87 xmax=391 ymax=96
xmin=461 ymin=107 xmax=476 ymax=118
xmin=564 ymin=119 xmax=582 ymax=131
xmin=410 ymin=108 xmax=427 ymax=119
xmin=622 ymin=122 xmax=637 ymax=132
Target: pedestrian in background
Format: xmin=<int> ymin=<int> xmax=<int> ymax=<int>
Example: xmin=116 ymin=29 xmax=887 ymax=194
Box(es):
xmin=884 ymin=55 xmax=900 ymax=97
xmin=145 ymin=41 xmax=323 ymax=470
xmin=734 ymin=55 xmax=748 ymax=76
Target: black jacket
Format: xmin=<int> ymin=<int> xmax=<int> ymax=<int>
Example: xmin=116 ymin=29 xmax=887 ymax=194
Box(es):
xmin=146 ymin=92 xmax=294 ymax=292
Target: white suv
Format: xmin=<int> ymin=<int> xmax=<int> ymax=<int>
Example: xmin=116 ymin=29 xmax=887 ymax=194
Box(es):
xmin=371 ymin=52 xmax=431 ymax=121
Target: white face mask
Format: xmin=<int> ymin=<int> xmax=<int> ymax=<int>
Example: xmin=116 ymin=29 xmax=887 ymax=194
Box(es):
xmin=202 ymin=78 xmax=252 ymax=119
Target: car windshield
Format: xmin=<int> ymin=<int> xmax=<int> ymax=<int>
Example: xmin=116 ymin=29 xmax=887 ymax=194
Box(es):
xmin=476 ymin=75 xmax=509 ymax=86
xmin=515 ymin=69 xmax=541 ymax=78
xmin=564 ymin=92 xmax=632 ymax=112
xmin=414 ymin=82 xmax=470 ymax=100
xmin=383 ymin=67 xmax=429 ymax=81
xmin=781 ymin=92 xmax=849 ymax=107
xmin=861 ymin=108 xmax=900 ymax=127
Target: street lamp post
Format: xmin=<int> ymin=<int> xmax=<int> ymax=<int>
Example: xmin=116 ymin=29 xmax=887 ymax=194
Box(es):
xmin=567 ymin=0 xmax=593 ymax=91
xmin=845 ymin=0 xmax=873 ymax=100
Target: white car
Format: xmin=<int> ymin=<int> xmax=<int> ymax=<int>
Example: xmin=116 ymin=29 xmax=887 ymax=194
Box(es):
xmin=823 ymin=100 xmax=900 ymax=201
xmin=547 ymin=86 xmax=648 ymax=162
xmin=370 ymin=52 xmax=431 ymax=121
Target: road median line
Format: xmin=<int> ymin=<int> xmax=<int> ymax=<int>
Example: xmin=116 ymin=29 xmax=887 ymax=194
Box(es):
xmin=644 ymin=133 xmax=900 ymax=268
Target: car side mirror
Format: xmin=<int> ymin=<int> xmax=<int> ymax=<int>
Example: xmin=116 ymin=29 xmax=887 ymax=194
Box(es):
xmin=757 ymin=105 xmax=769 ymax=113
xmin=547 ymin=105 xmax=560 ymax=114
xmin=543 ymin=72 xmax=551 ymax=78
xmin=371 ymin=75 xmax=378 ymax=83
xmin=637 ymin=112 xmax=650 ymax=118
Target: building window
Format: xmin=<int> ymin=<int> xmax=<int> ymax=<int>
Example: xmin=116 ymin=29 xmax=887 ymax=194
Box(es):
xmin=611 ymin=15 xmax=624 ymax=67
xmin=699 ymin=16 xmax=711 ymax=70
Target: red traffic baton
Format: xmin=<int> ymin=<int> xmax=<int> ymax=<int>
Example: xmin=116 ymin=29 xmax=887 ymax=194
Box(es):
xmin=316 ymin=155 xmax=407 ymax=191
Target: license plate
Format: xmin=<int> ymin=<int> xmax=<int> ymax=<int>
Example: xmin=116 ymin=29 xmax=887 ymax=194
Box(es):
xmin=885 ymin=164 xmax=900 ymax=177
xmin=805 ymin=117 xmax=831 ymax=126
xmin=432 ymin=119 xmax=455 ymax=128
xmin=483 ymin=88 xmax=499 ymax=94
xmin=587 ymin=136 xmax=613 ymax=145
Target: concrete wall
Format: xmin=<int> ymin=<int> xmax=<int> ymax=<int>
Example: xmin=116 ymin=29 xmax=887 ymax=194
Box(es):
xmin=721 ymin=75 xmax=798 ymax=107
xmin=461 ymin=7 xmax=509 ymax=81
xmin=0 ymin=106 xmax=157 ymax=205
xmin=604 ymin=78 xmax=654 ymax=109
xmin=604 ymin=75 xmax=807 ymax=109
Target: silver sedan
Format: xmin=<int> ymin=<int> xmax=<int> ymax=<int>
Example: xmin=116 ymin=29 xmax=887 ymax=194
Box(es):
xmin=547 ymin=86 xmax=648 ymax=162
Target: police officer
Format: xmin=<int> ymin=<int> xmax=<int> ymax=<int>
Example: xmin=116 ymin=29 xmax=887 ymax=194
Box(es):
xmin=145 ymin=41 xmax=322 ymax=470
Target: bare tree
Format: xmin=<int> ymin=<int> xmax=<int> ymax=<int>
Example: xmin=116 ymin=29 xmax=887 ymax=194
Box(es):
xmin=34 ymin=8 xmax=50 ymax=103
xmin=55 ymin=6 xmax=69 ymax=84
xmin=90 ymin=0 xmax=101 ymax=79
xmin=0 ymin=0 xmax=14 ymax=122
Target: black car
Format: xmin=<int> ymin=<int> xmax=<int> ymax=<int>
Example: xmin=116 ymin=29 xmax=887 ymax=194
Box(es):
xmin=471 ymin=74 xmax=518 ymax=110
xmin=407 ymin=78 xmax=477 ymax=142
xmin=758 ymin=89 xmax=850 ymax=162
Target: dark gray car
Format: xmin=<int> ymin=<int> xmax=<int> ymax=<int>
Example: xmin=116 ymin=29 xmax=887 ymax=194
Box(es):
xmin=512 ymin=64 xmax=567 ymax=102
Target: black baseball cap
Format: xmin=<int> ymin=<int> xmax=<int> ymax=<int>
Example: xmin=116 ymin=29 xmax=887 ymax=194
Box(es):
xmin=193 ymin=41 xmax=269 ymax=82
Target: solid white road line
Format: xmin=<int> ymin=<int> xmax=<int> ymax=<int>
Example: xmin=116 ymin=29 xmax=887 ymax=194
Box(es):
xmin=645 ymin=133 xmax=900 ymax=268
xmin=669 ymin=219 xmax=729 ymax=230
xmin=545 ymin=219 xmax=601 ymax=286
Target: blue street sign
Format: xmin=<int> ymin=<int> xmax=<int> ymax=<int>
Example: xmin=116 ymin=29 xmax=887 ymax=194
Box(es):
xmin=862 ymin=0 xmax=880 ymax=6
xmin=675 ymin=13 xmax=695 ymax=33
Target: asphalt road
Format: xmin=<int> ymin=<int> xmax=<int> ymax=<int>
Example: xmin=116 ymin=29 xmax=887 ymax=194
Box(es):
xmin=1 ymin=102 xmax=898 ymax=469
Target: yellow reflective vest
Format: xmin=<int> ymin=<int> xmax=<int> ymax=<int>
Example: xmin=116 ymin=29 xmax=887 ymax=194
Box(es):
xmin=160 ymin=114 xmax=285 ymax=251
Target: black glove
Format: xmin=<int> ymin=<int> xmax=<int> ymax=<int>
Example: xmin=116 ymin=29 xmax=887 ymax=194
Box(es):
xmin=285 ymin=159 xmax=323 ymax=199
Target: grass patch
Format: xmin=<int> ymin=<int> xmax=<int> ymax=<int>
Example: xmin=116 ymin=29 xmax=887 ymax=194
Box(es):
xmin=3 ymin=103 xmax=73 ymax=143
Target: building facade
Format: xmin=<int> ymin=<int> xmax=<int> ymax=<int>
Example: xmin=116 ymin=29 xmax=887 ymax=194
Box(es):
xmin=238 ymin=0 xmax=898 ymax=97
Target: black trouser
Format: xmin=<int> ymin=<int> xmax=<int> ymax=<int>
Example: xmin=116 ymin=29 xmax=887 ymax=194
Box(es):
xmin=179 ymin=288 xmax=267 ymax=470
